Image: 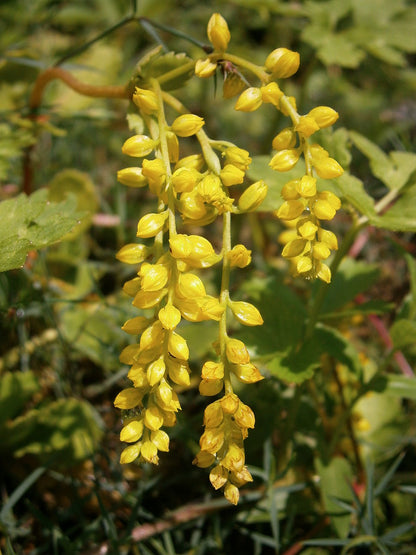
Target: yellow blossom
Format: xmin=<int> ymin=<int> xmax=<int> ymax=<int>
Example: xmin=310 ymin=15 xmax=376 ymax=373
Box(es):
xmin=207 ymin=13 xmax=231 ymax=52
xmin=235 ymin=87 xmax=263 ymax=112
xmin=265 ymin=48 xmax=300 ymax=78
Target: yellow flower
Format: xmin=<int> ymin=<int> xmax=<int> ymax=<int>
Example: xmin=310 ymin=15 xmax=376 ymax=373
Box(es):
xmin=171 ymin=167 xmax=201 ymax=193
xmin=308 ymin=106 xmax=339 ymax=128
xmin=238 ymin=180 xmax=268 ymax=212
xmin=122 ymin=316 xmax=149 ymax=335
xmin=295 ymin=115 xmax=319 ymax=138
xmin=235 ymin=87 xmax=263 ymax=112
xmin=146 ymin=357 xmax=166 ymax=386
xmin=201 ymin=361 xmax=225 ymax=380
xmin=224 ymin=147 xmax=252 ymax=171
xmin=265 ymin=48 xmax=300 ymax=78
xmin=171 ymin=114 xmax=205 ymax=137
xmin=313 ymin=156 xmax=344 ymax=179
xmin=296 ymin=175 xmax=317 ymax=197
xmin=116 ymin=243 xmax=150 ymax=264
xmin=276 ymin=200 xmax=305 ymax=220
xmin=151 ymin=429 xmax=170 ymax=452
xmin=117 ymin=167 xmax=148 ymax=187
xmin=224 ymin=482 xmax=239 ymax=505
xmin=204 ymin=401 xmax=224 ymax=427
xmin=139 ymin=262 xmax=169 ymax=291
xmin=195 ymin=58 xmax=218 ymax=78
xmin=193 ymin=450 xmax=216 ymax=468
xmin=227 ymin=244 xmax=252 ymax=268
xmin=136 ymin=212 xmax=168 ymax=238
xmin=132 ymin=87 xmax=158 ymax=114
xmin=272 ymin=128 xmax=297 ymax=151
xmin=231 ymin=363 xmax=264 ymax=384
xmin=158 ymin=304 xmax=181 ymax=330
xmin=122 ymin=135 xmax=157 ymax=157
xmin=114 ymin=388 xmax=143 ymax=410
xmin=220 ymin=164 xmax=245 ymax=187
xmin=209 ymin=465 xmax=228 ymax=489
xmin=261 ymin=82 xmax=284 ymax=105
xmin=269 ymin=149 xmax=301 ymax=172
xmin=229 ymin=300 xmax=263 ymax=326
xmin=226 ymin=338 xmax=250 ymax=364
xmin=120 ymin=420 xmax=144 ymax=443
xmin=168 ymin=332 xmax=189 ymax=360
xmin=207 ymin=13 xmax=231 ymax=52
xmin=120 ymin=443 xmax=141 ymax=464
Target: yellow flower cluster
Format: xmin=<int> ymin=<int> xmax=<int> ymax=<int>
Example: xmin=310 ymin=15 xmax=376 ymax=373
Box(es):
xmin=115 ymin=45 xmax=266 ymax=502
xmin=194 ymin=13 xmax=343 ymax=283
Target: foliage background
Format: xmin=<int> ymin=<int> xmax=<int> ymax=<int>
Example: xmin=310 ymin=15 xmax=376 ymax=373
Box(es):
xmin=1 ymin=0 xmax=416 ymax=553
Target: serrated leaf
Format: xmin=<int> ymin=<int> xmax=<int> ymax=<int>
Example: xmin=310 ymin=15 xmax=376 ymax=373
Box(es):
xmin=6 ymin=398 xmax=103 ymax=465
xmin=0 ymin=189 xmax=84 ymax=272
xmin=267 ymin=338 xmax=321 ymax=384
xmin=0 ymin=371 xmax=40 ymax=426
xmin=316 ymin=457 xmax=354 ymax=538
xmin=370 ymin=183 xmax=416 ymax=231
xmin=134 ymin=47 xmax=194 ymax=91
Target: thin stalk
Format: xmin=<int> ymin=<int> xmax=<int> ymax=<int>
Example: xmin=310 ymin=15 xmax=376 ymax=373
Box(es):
xmin=220 ymin=53 xmax=269 ymax=83
xmin=220 ymin=211 xmax=233 ymax=395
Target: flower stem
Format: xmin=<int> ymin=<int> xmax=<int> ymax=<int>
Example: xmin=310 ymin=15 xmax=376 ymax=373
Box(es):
xmin=220 ymin=211 xmax=233 ymax=395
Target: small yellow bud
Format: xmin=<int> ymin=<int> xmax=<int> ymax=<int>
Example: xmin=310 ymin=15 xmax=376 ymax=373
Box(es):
xmin=296 ymin=256 xmax=313 ymax=274
xmin=120 ymin=443 xmax=141 ymax=464
xmin=139 ymin=321 xmax=164 ymax=351
xmin=235 ymin=87 xmax=263 ymax=112
xmin=318 ymin=228 xmax=338 ymax=250
xmin=197 ymin=296 xmax=225 ymax=320
xmin=122 ymin=316 xmax=149 ymax=335
xmin=195 ymin=58 xmax=218 ymax=78
xmin=171 ymin=114 xmax=205 ymax=137
xmin=312 ymin=199 xmax=336 ymax=220
xmin=122 ymin=277 xmax=140 ymax=297
xmin=296 ymin=175 xmax=317 ymax=198
xmin=199 ymin=378 xmax=223 ymax=396
xmin=222 ymin=444 xmax=245 ymax=472
xmin=282 ymin=238 xmax=308 ymax=258
xmin=201 ymin=361 xmax=225 ymax=380
xmin=281 ymin=179 xmax=301 ymax=200
xmin=117 ymin=167 xmax=148 ymax=188
xmin=295 ymin=115 xmax=320 ymax=138
xmin=141 ymin=440 xmax=159 ymax=464
xmin=179 ymin=191 xmax=209 ymax=221
xmin=119 ymin=344 xmax=140 ymax=364
xmin=197 ymin=174 xmax=224 ymax=201
xmin=171 ymin=167 xmax=200 ymax=193
xmin=238 ymin=180 xmax=268 ymax=212
xmin=319 ymin=191 xmax=341 ymax=210
xmin=231 ymin=363 xmax=264 ymax=384
xmin=207 ymin=13 xmax=231 ymax=52
xmin=132 ymin=87 xmax=158 ymax=114
xmin=136 ymin=212 xmax=168 ymax=238
xmin=272 ymin=127 xmax=297 ymax=151
xmin=298 ymin=220 xmax=318 ymax=240
xmin=128 ymin=365 xmax=147 ymax=388
xmin=229 ymin=300 xmax=263 ymax=326
xmin=226 ymin=338 xmax=250 ymax=365
xmin=220 ymin=392 xmax=239 ymax=414
xmin=261 ymin=82 xmax=284 ymax=105
xmin=147 ymin=357 xmax=166 ymax=386
xmin=120 ymin=420 xmax=144 ymax=443
xmin=228 ymin=244 xmax=252 ymax=268
xmin=150 ymin=429 xmax=170 ymax=452
xmin=265 ymin=48 xmax=300 ymax=78
xmin=310 ymin=143 xmax=329 ymax=161
xmin=234 ymin=402 xmax=255 ymax=429
xmin=308 ymin=106 xmax=339 ymax=128
xmin=133 ymin=288 xmax=168 ymax=310
xmin=224 ymin=147 xmax=252 ymax=171
xmin=167 ymin=358 xmax=191 ymax=386
xmin=116 ymin=243 xmax=150 ymax=264
xmin=232 ymin=466 xmax=253 ymax=486
xmin=224 ymin=482 xmax=240 ymax=505
xmin=313 ymin=157 xmax=344 ymax=179
xmin=122 ymin=135 xmax=157 ymax=157
xmin=317 ymin=263 xmax=331 ymax=283
xmin=176 ymin=272 xmax=206 ymax=298
xmin=169 ymin=234 xmax=217 ymax=268
xmin=312 ymin=242 xmax=331 ymax=260
xmin=220 ymin=164 xmax=245 ymax=187
xmin=144 ymin=404 xmax=164 ymax=431
xmin=209 ymin=465 xmax=228 ymax=490
xmin=158 ymin=304 xmax=181 ymax=330
xmin=200 ymin=427 xmax=225 ymax=454
xmin=193 ymin=450 xmax=216 ymax=468
xmin=204 ymin=401 xmax=224 ymax=428
xmin=168 ymin=332 xmax=189 ymax=360
xmin=139 ymin=263 xmax=169 ymax=291
xmin=175 ymin=154 xmax=205 ymax=171
xmin=114 ymin=388 xmax=143 ymax=410
xmin=163 ymin=411 xmax=177 ymax=427
xmin=165 ymin=131 xmax=179 ymax=163
xmin=276 ymin=199 xmax=305 ymax=220
xmin=269 ymin=149 xmax=301 ymax=172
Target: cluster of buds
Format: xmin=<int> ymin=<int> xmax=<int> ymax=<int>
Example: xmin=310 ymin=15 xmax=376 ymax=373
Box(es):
xmin=115 ymin=41 xmax=266 ymax=502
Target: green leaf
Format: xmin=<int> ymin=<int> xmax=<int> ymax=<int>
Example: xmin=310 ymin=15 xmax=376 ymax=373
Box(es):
xmin=314 ymin=325 xmax=363 ymax=377
xmin=315 ymin=456 xmax=354 ymax=538
xmin=267 ymin=337 xmax=321 ymax=384
xmin=5 ymin=398 xmax=103 ymax=465
xmin=0 ymin=371 xmax=40 ymax=426
xmin=133 ymin=47 xmax=194 ymax=90
xmin=320 ymin=258 xmax=379 ymax=315
xmin=383 ymin=375 xmax=416 ymax=401
xmin=371 ymin=183 xmax=416 ymax=231
xmin=0 ymin=189 xmax=84 ymax=272
xmin=333 ymin=172 xmax=376 ymax=219
xmin=390 ymin=319 xmax=416 ymax=351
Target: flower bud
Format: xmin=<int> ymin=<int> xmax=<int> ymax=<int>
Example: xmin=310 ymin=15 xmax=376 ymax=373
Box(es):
xmin=282 ymin=238 xmax=308 ymax=258
xmin=234 ymin=402 xmax=255 ymax=429
xmin=195 ymin=58 xmax=218 ymax=78
xmin=144 ymin=404 xmax=164 ymax=431
xmin=220 ymin=392 xmax=239 ymax=414
xmin=141 ymin=440 xmax=159 ymax=464
xmin=224 ymin=146 xmax=252 ymax=171
xmin=193 ymin=450 xmax=216 ymax=468
xmin=204 ymin=401 xmax=224 ymax=428
xmin=176 ymin=272 xmax=206 ymax=298
xmin=199 ymin=379 xmax=223 ymax=396
xmin=139 ymin=262 xmax=169 ymax=291
xmin=296 ymin=175 xmax=317 ymax=198
xmin=238 ymin=180 xmax=267 ymax=212
xmin=317 ymin=263 xmax=331 ymax=283
xmin=120 ymin=443 xmax=141 ymax=464
xmin=296 ymin=256 xmax=313 ymax=274
xmin=276 ymin=199 xmax=305 ymax=220
xmin=269 ymin=149 xmax=301 ymax=172
xmin=116 ymin=243 xmax=150 ymax=264
xmin=175 ymin=154 xmax=205 ymax=171
xmin=136 ymin=212 xmax=168 ymax=238
xmin=318 ymin=191 xmax=341 ymax=210
xmin=220 ymin=164 xmax=245 ymax=187
xmin=308 ymin=106 xmax=339 ymax=128
xmin=228 ymin=244 xmax=252 ymax=268
xmin=117 ymin=167 xmax=148 ymax=187
xmin=295 ymin=115 xmax=319 ymax=138
xmin=207 ymin=13 xmax=231 ymax=52
xmin=201 ymin=361 xmax=224 ymax=380
xmin=158 ymin=304 xmax=181 ymax=330
xmin=312 ymin=242 xmax=331 ymax=260
xmin=210 ymin=465 xmax=229 ymax=489
xmin=179 ymin=191 xmax=209 ymax=220
xmin=166 ymin=131 xmax=179 ymax=163
xmin=122 ymin=316 xmax=149 ymax=335
xmin=171 ymin=167 xmax=200 ymax=193
xmin=222 ymin=444 xmax=245 ymax=472
xmin=122 ymin=135 xmax=157 ymax=157
xmin=224 ymin=482 xmax=239 ymax=505
xmin=200 ymin=427 xmax=225 ymax=453
xmin=151 ymin=429 xmax=170 ymax=452
xmin=168 ymin=332 xmax=189 ymax=360
xmin=226 ymin=338 xmax=250 ymax=365
xmin=147 ymin=357 xmax=166 ymax=386
xmin=122 ymin=277 xmax=140 ymax=297
xmin=312 ymin=199 xmax=336 ymax=220
xmin=231 ymin=363 xmax=264 ymax=384
xmin=167 ymin=359 xmax=191 ymax=386
xmin=265 ymin=48 xmax=300 ymax=78
xmin=133 ymin=288 xmax=168 ymax=310
xmin=235 ymin=87 xmax=263 ymax=112
xmin=198 ymin=174 xmax=224 ymax=201
xmin=142 ymin=158 xmax=166 ymax=195
xmin=261 ymin=82 xmax=284 ymax=105
xmin=132 ymin=87 xmax=158 ymax=114
xmin=313 ymin=157 xmax=344 ymax=179
xmin=272 ymin=127 xmax=297 ymax=151
xmin=229 ymin=300 xmax=263 ymax=326
xmin=318 ymin=228 xmax=338 ymax=250
xmin=114 ymin=388 xmax=143 ymax=409
xmin=120 ymin=419 xmax=144 ymax=443
xmin=171 ymin=114 xmax=205 ymax=137
xmin=281 ymin=179 xmax=301 ymax=200
xmin=298 ymin=220 xmax=318 ymax=240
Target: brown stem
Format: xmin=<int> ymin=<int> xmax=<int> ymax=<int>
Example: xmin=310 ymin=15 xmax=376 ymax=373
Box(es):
xmin=23 ymin=67 xmax=132 ymax=194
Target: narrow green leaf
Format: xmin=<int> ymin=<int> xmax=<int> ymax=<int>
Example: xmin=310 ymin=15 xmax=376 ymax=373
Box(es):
xmin=0 ymin=371 xmax=40 ymax=426
xmin=383 ymin=375 xmax=416 ymax=400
